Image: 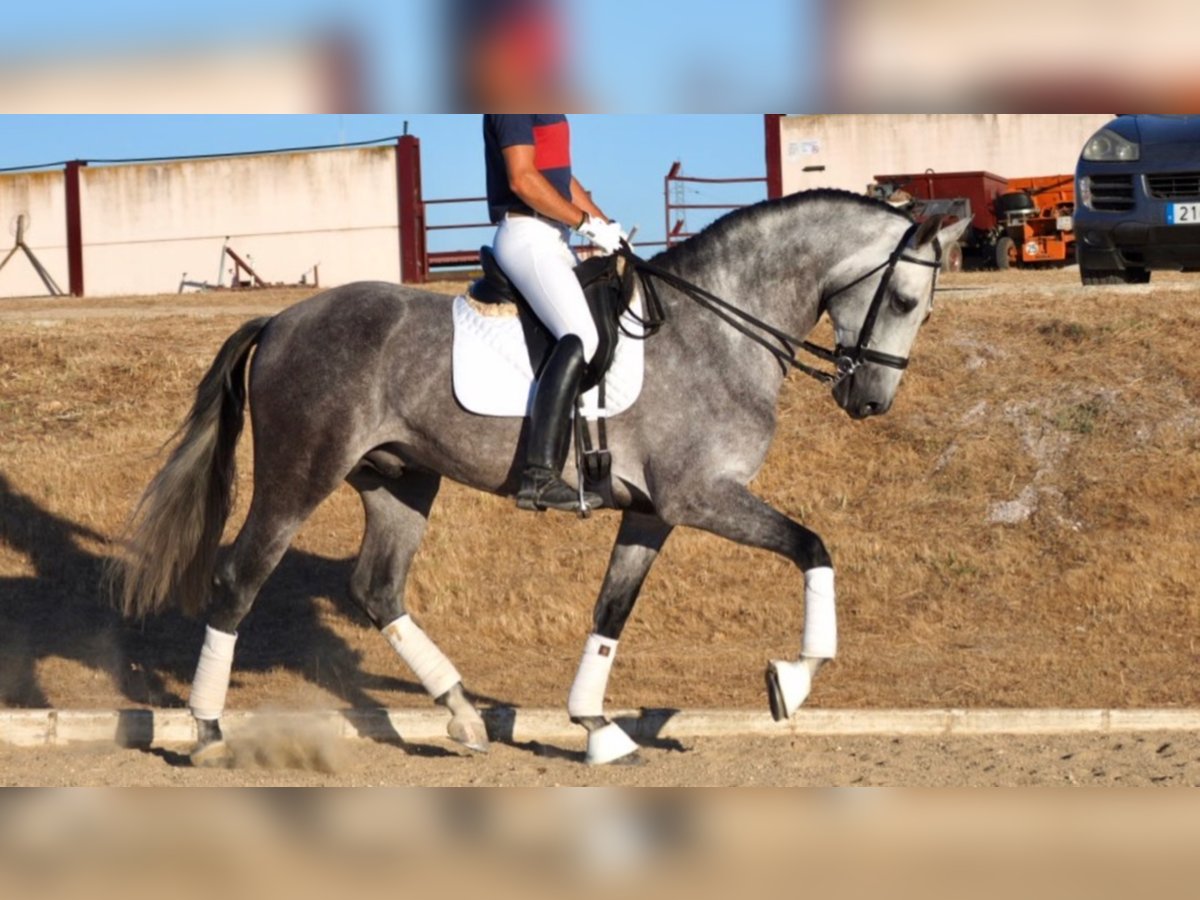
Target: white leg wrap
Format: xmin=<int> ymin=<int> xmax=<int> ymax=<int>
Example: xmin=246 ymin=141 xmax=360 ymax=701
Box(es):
xmin=382 ymin=615 xmax=462 ymax=700
xmin=801 ymin=566 xmax=837 ymax=659
xmin=189 ymin=626 xmax=238 ymax=721
xmin=567 ymin=633 xmax=619 ymax=719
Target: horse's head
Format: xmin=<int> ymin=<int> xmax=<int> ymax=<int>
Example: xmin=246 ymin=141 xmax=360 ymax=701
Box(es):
xmin=824 ymin=214 xmax=970 ymax=419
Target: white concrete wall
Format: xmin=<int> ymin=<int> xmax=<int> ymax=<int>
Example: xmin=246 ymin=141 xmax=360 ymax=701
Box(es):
xmin=79 ymin=146 xmax=399 ymax=297
xmin=828 ymin=0 xmax=1199 ymax=112
xmin=0 ymin=41 xmax=347 ymax=113
xmin=780 ymin=115 xmax=1113 ymax=197
xmin=0 ymin=170 xmax=69 ymax=299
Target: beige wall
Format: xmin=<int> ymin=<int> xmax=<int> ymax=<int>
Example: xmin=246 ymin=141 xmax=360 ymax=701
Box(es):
xmin=1 ymin=145 xmax=401 ymax=299
xmin=0 ymin=41 xmax=350 ymax=113
xmin=76 ymin=146 xmax=397 ymax=298
xmin=828 ymin=0 xmax=1200 ymax=111
xmin=0 ymin=170 xmax=69 ymax=299
xmin=780 ymin=114 xmax=1113 ymax=197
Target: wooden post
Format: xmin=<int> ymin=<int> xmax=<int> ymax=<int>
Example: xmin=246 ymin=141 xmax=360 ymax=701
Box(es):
xmin=396 ymin=135 xmax=428 ymax=284
xmin=65 ymin=160 xmax=87 ymax=296
xmin=764 ymin=114 xmax=784 ymax=199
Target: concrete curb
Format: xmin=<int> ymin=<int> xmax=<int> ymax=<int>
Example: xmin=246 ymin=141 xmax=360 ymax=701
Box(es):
xmin=1 ymin=708 xmax=1200 ymax=748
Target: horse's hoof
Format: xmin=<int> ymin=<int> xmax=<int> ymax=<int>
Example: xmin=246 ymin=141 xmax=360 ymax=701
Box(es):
xmin=448 ymin=715 xmax=490 ymax=754
xmin=766 ymin=659 xmax=811 ymax=721
xmin=189 ymin=739 xmax=233 ymax=769
xmin=585 ymin=721 xmax=640 ymax=765
xmin=605 ymin=751 xmax=645 ymax=767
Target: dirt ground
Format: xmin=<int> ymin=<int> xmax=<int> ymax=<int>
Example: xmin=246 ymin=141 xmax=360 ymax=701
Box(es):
xmin=1 ymin=730 xmax=1198 ymax=787
xmin=2 ymin=268 xmax=1199 ymax=785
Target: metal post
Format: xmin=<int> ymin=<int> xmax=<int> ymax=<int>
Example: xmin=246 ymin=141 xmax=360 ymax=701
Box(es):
xmin=663 ymin=162 xmax=766 ymax=247
xmin=664 ymin=161 xmax=681 ymax=247
xmin=65 ymin=160 xmax=86 ymax=296
xmin=764 ymin=114 xmax=783 ymax=199
xmin=396 ymin=135 xmax=428 ymax=284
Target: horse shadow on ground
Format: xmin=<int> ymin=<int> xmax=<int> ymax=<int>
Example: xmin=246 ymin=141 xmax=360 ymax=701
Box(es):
xmin=483 ymin=707 xmax=690 ymax=763
xmin=0 ymin=472 xmax=508 ymax=757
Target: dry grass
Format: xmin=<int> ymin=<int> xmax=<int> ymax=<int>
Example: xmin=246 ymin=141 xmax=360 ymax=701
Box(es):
xmin=1 ymin=271 xmax=1199 ymax=715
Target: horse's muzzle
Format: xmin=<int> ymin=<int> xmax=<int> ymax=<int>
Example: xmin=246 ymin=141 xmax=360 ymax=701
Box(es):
xmin=848 ymin=400 xmax=885 ymax=419
xmin=833 ymin=373 xmax=891 ymax=419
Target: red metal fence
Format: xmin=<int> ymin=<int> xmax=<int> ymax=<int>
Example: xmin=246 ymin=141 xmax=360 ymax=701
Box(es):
xmin=395 ymin=133 xmax=493 ymax=280
xmin=424 ymin=195 xmax=492 ymax=271
xmin=662 ymin=161 xmax=768 ymax=248
xmin=396 ymin=123 xmax=781 ymax=281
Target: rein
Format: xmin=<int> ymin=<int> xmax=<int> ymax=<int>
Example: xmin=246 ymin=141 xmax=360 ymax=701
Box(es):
xmin=618 ymin=221 xmax=941 ymax=386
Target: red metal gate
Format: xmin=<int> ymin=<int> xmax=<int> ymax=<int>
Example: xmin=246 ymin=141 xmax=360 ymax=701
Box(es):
xmin=395 ymin=117 xmax=783 ymax=281
xmin=663 ymin=162 xmax=768 ymax=248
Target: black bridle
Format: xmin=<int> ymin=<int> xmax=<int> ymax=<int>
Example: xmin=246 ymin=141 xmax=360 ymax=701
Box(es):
xmin=619 ymin=221 xmax=942 ymax=386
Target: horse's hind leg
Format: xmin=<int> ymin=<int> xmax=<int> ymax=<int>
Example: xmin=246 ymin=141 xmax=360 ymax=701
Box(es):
xmin=348 ymin=467 xmax=488 ymax=754
xmin=189 ymin=469 xmax=347 ymax=766
xmin=569 ymin=511 xmax=672 ymax=765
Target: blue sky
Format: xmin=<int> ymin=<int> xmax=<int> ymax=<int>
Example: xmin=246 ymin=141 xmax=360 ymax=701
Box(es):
xmin=0 ymin=115 xmax=773 ymax=251
xmin=0 ymin=1 xmax=808 ymax=250
xmin=0 ymin=0 xmax=819 ymax=112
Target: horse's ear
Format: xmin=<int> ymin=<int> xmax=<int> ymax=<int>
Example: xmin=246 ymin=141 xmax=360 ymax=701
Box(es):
xmin=913 ymin=214 xmax=944 ymax=247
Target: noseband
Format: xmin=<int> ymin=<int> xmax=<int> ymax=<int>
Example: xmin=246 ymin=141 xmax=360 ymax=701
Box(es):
xmin=819 ymin=221 xmax=942 ymax=384
xmin=619 ymin=220 xmax=942 ymax=387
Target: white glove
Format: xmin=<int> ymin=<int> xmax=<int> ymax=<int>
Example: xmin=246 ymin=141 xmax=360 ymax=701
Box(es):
xmin=577 ymin=214 xmax=624 ymax=255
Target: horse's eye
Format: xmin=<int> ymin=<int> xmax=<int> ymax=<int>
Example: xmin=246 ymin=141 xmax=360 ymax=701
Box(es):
xmin=891 ymin=293 xmax=919 ymax=314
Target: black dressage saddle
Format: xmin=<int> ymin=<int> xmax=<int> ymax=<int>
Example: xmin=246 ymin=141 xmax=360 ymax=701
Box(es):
xmin=467 ymin=246 xmax=634 ymax=392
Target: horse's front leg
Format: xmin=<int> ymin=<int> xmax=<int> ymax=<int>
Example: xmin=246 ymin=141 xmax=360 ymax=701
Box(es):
xmin=569 ymin=511 xmax=673 ymax=764
xmin=659 ymin=481 xmax=836 ymax=720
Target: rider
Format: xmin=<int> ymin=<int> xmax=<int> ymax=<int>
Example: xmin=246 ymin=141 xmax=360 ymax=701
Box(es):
xmin=484 ymin=114 xmax=625 ymax=513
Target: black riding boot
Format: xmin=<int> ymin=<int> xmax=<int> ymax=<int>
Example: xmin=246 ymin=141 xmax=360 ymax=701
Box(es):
xmin=517 ymin=335 xmax=603 ymax=513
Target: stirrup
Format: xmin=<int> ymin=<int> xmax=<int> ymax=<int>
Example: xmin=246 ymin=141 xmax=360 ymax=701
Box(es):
xmin=517 ymin=468 xmax=600 ymax=514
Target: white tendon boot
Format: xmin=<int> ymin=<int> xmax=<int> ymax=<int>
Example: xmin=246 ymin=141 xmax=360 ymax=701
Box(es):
xmin=188 ymin=625 xmax=238 ymax=766
xmin=382 ymin=614 xmax=488 ymax=752
xmin=768 ymin=567 xmax=836 ymax=721
xmin=568 ymin=634 xmax=640 ymax=765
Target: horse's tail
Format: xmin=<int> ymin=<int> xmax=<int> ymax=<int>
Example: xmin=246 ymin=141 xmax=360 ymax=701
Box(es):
xmin=113 ymin=316 xmax=272 ymax=619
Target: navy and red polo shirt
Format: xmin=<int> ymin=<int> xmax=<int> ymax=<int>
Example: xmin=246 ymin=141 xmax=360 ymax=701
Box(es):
xmin=484 ymin=114 xmax=572 ymax=223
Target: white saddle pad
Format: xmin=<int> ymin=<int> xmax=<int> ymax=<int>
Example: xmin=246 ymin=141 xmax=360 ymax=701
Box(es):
xmin=451 ymin=293 xmax=646 ymax=418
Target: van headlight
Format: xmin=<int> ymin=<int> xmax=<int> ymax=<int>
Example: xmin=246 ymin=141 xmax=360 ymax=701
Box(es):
xmin=1082 ymin=129 xmax=1140 ymax=162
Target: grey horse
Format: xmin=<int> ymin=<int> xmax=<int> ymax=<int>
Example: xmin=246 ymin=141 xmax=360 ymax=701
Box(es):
xmin=115 ymin=189 xmax=969 ymax=766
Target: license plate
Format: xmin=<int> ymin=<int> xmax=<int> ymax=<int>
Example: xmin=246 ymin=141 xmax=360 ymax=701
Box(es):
xmin=1167 ymin=202 xmax=1200 ymax=224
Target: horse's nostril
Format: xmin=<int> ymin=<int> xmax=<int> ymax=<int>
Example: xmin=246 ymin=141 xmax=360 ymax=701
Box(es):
xmin=863 ymin=402 xmax=880 ymax=416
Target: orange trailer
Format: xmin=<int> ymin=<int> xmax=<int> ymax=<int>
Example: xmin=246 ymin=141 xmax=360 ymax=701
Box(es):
xmin=993 ymin=174 xmax=1075 ymax=269
xmin=872 ymin=170 xmax=1077 ymax=271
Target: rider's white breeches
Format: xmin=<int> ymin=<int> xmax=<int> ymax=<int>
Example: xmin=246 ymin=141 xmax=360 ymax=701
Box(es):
xmin=493 ymin=214 xmax=600 ymax=363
